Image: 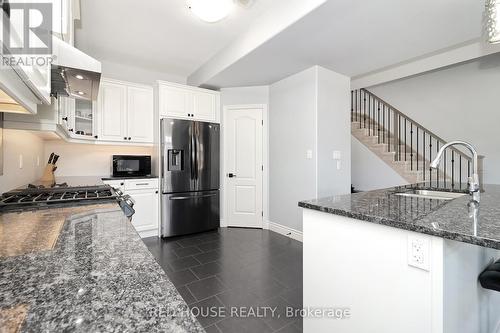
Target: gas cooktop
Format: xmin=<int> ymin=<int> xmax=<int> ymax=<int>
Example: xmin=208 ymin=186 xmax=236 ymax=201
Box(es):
xmin=0 ymin=185 xmax=120 ymax=212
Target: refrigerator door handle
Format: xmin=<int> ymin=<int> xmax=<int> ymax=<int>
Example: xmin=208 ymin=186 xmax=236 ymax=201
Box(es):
xmin=190 ymin=129 xmax=196 ymax=180
xmin=194 ymin=126 xmax=199 ymax=180
xmin=170 ymin=193 xmax=217 ymax=200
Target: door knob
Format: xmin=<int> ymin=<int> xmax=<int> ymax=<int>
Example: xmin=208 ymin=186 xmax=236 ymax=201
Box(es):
xmin=228 ymin=173 xmax=236 ymax=178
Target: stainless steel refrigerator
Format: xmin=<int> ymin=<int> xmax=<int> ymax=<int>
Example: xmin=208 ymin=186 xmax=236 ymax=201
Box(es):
xmin=160 ymin=118 xmax=220 ymax=237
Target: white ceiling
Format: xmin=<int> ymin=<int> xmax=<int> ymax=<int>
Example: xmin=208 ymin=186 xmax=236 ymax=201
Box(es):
xmin=75 ymin=0 xmax=283 ymax=79
xmin=201 ymin=0 xmax=484 ymax=87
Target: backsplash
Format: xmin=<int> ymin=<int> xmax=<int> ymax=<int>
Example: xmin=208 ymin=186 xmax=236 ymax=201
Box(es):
xmin=0 ymin=129 xmax=45 ymax=194
xmin=43 ymin=141 xmax=153 ymax=177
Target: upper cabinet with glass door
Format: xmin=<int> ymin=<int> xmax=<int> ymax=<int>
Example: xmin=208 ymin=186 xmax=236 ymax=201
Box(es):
xmin=58 ymin=96 xmax=96 ymax=140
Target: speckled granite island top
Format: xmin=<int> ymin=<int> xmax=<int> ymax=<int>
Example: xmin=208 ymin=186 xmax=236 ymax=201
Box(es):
xmin=0 ymin=203 xmax=204 ymax=333
xmin=299 ymin=183 xmax=500 ymax=250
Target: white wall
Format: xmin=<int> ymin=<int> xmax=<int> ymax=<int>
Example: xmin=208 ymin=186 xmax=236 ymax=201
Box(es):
xmin=43 ymin=141 xmax=153 ymax=177
xmin=368 ymin=53 xmax=500 ymax=185
xmin=269 ymin=67 xmax=317 ymax=232
xmin=317 ymin=67 xmax=351 ymax=197
xmin=269 ymin=66 xmax=350 ymax=232
xmin=351 ymin=137 xmax=408 ymax=191
xmin=220 ymin=86 xmax=269 ymax=106
xmin=100 ymin=60 xmax=186 ymax=86
xmin=0 ymin=129 xmax=45 ymax=193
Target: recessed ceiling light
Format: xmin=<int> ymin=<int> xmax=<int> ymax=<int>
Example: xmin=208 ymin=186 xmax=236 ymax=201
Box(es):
xmin=75 ymin=74 xmax=85 ymax=80
xmin=188 ymin=0 xmax=235 ymax=23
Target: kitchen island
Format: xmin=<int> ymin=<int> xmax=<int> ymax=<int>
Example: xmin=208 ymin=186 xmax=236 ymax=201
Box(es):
xmin=0 ymin=202 xmax=204 ymax=332
xmin=299 ymin=183 xmax=500 ymax=333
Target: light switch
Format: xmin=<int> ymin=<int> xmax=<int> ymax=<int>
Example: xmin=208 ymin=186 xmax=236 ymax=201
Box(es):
xmin=19 ymin=155 xmax=23 ymax=169
xmin=306 ymin=150 xmax=313 ymax=159
xmin=333 ymin=151 xmax=341 ymax=160
xmin=36 ymin=156 xmax=40 ymax=167
xmin=336 ymin=161 xmax=341 ymax=170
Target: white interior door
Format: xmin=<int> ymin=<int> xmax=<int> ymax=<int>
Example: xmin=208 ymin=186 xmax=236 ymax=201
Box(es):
xmin=225 ymin=106 xmax=263 ymax=228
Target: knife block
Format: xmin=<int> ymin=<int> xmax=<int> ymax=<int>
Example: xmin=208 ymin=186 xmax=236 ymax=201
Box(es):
xmin=40 ymin=164 xmax=56 ymax=183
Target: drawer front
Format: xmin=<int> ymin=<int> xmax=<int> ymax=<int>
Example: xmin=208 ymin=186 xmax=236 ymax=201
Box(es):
xmin=124 ymin=178 xmax=159 ymax=190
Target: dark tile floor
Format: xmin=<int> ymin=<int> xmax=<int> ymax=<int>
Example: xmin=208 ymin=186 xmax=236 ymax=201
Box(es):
xmin=143 ymin=228 xmax=303 ymax=333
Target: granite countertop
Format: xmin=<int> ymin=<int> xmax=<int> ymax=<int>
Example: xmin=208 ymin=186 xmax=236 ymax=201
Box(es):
xmin=0 ymin=203 xmax=204 ymax=332
xmin=299 ymin=183 xmax=500 ymax=250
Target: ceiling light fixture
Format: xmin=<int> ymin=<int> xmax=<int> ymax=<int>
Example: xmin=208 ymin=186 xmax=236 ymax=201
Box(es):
xmin=76 ymin=91 xmax=85 ymax=95
xmin=485 ymin=0 xmax=500 ymax=44
xmin=188 ymin=0 xmax=235 ymax=23
xmin=74 ymin=74 xmax=85 ymax=80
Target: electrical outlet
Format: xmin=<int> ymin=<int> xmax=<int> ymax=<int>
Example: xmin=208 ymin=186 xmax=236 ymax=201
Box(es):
xmin=407 ymin=235 xmax=430 ymax=271
xmin=333 ymin=150 xmax=341 ymax=160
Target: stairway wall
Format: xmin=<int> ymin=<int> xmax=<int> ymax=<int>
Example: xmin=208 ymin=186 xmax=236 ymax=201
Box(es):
xmin=351 ymin=136 xmax=408 ymax=191
xmin=368 ymin=53 xmax=500 ymax=185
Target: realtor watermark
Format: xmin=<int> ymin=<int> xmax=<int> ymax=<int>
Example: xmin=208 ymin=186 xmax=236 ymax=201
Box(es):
xmin=1 ymin=2 xmax=54 ymax=67
xmin=150 ymin=306 xmax=351 ymax=320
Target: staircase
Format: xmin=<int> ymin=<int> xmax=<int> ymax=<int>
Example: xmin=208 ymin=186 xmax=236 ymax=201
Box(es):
xmin=351 ymin=88 xmax=472 ymax=189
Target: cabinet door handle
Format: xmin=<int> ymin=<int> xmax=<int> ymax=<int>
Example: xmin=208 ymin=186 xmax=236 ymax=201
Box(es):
xmin=94 ymin=135 xmax=98 ymax=139
xmin=128 ymin=137 xmax=131 ymax=140
xmin=62 ymin=117 xmax=68 ymax=121
xmin=124 ymin=137 xmax=127 ymax=140
xmin=135 ymin=183 xmax=150 ymax=186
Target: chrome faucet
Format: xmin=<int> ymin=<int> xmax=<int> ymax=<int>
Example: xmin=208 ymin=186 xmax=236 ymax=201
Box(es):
xmin=430 ymin=141 xmax=480 ymax=202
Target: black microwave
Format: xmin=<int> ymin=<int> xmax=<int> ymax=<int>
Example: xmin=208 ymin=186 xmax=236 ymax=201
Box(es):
xmin=112 ymin=155 xmax=151 ymax=177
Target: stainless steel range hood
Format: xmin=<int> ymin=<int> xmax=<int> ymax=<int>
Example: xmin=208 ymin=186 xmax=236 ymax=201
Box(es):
xmin=51 ymin=37 xmax=102 ymax=101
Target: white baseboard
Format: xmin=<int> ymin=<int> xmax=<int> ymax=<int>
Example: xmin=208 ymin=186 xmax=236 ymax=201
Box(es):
xmin=138 ymin=229 xmax=159 ymax=238
xmin=220 ymin=219 xmax=227 ymax=227
xmin=266 ymin=220 xmax=303 ymax=242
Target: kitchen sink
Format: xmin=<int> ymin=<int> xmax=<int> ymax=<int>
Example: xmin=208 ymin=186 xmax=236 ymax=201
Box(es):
xmin=394 ymin=190 xmax=467 ymax=200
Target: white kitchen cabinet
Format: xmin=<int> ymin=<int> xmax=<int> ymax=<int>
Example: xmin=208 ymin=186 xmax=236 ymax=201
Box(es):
xmin=159 ymin=85 xmax=191 ymax=119
xmin=103 ymin=178 xmax=159 ymax=238
xmin=97 ymin=79 xmax=154 ymax=143
xmin=98 ymin=81 xmax=128 ymax=142
xmin=127 ymin=189 xmax=159 ymax=236
xmin=127 ymin=86 xmax=154 ymax=143
xmin=158 ymin=81 xmax=220 ymax=123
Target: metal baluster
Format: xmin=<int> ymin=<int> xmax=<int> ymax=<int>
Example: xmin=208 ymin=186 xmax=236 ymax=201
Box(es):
xmin=436 ymin=141 xmax=440 ymax=187
xmin=355 ymin=90 xmax=358 ymax=122
xmin=388 ymin=108 xmax=391 ymax=151
xmin=363 ymin=91 xmax=366 ymax=129
xmin=429 ymin=136 xmax=432 ymax=184
xmin=377 ymin=101 xmax=380 ymax=144
xmin=451 ymin=151 xmax=455 ymax=188
xmin=468 ymin=161 xmax=471 ymax=177
xmin=404 ymin=118 xmax=407 ymax=161
xmin=383 ymin=105 xmax=386 ymax=144
xmin=351 ymin=90 xmax=353 ymax=121
xmin=410 ymin=123 xmax=413 ymax=170
xmin=423 ymin=131 xmax=426 ymax=181
xmin=444 ymin=150 xmax=447 ymax=188
xmin=459 ymin=156 xmax=462 ymax=190
xmin=369 ymin=95 xmax=372 ymax=135
xmin=416 ymin=127 xmax=419 ymax=171
xmin=359 ymin=90 xmax=363 ymax=128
